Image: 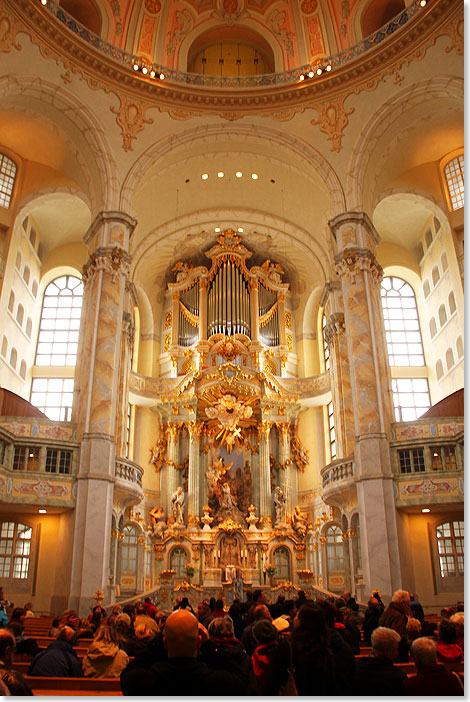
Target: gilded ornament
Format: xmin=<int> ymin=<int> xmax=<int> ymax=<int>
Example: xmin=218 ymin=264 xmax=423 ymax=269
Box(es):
xmin=285 ymin=311 xmax=292 ymax=330
xmin=145 ymin=0 xmax=161 ymax=14
xmin=300 ymin=0 xmax=317 ymax=14
xmin=163 ymin=333 xmax=171 ymax=352
xmin=164 ymin=311 xmax=172 ymax=329
xmin=286 ymin=334 xmax=293 ymax=352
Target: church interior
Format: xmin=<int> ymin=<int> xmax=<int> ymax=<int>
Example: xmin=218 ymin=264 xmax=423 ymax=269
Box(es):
xmin=0 ymin=0 xmax=463 ymax=616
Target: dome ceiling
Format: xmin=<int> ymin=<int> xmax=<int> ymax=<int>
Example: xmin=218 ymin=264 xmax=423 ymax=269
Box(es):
xmin=66 ymin=0 xmax=407 ymax=73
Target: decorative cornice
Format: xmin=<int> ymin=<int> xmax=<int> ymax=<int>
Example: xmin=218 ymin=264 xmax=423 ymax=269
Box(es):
xmin=2 ymin=0 xmax=462 ymax=152
xmin=323 ymin=313 xmax=345 ymax=347
xmin=82 ymin=247 xmax=131 ymax=286
xmin=334 ymin=248 xmax=383 ymax=285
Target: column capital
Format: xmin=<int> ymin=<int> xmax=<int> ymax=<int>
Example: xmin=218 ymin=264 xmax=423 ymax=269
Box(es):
xmin=328 ymin=211 xmax=379 ymax=252
xmin=82 ymin=246 xmax=131 ymax=287
xmin=323 ymin=312 xmax=345 ymax=348
xmin=319 ymin=280 xmax=341 ymax=309
xmin=334 ymin=248 xmax=383 ymax=285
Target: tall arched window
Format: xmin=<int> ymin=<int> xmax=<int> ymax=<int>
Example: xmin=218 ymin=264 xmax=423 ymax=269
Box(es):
xmin=170 ymin=547 xmax=187 ymax=578
xmin=444 ymin=154 xmax=464 ymax=211
xmin=25 ymin=318 xmax=32 ymax=338
xmin=0 ymin=521 xmax=32 ymax=578
xmin=120 ymin=525 xmax=138 ymax=573
xmin=448 ymin=292 xmax=456 ymax=315
xmin=431 ymin=266 xmax=440 ymax=286
xmin=439 ymin=305 xmax=447 ymax=327
xmin=16 ymin=304 xmax=24 ymax=327
xmin=381 ymin=277 xmax=430 ymax=421
xmin=436 ymin=520 xmax=464 ymax=577
xmin=9 ymin=348 xmax=17 ymax=370
xmin=381 ymin=277 xmax=425 ymax=366
xmin=7 ymin=291 xmax=14 ymax=313
xmin=429 ymin=318 xmax=437 ymax=338
xmin=446 ymin=348 xmax=455 ymax=370
xmin=31 ymin=275 xmax=83 ymax=421
xmin=326 ymin=525 xmax=344 ymax=572
xmin=23 ymin=266 xmax=30 ymax=286
xmin=0 ymin=154 xmax=17 ymax=209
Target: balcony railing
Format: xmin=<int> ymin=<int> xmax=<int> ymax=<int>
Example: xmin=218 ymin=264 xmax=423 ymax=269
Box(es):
xmin=115 ymin=458 xmax=143 ymax=488
xmin=39 ymin=0 xmax=429 ymax=88
xmin=321 ymin=457 xmax=355 ymax=489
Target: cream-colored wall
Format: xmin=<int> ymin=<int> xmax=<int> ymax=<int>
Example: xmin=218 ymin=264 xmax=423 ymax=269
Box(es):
xmin=134 ymin=406 xmax=161 ymax=493
xmin=41 ymin=243 xmax=87 ymax=280
xmin=398 ymin=510 xmax=464 ymax=610
xmin=297 ymin=406 xmax=324 ymax=492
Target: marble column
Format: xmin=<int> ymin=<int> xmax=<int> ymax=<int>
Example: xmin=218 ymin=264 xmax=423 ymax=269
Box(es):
xmin=70 ymin=210 xmax=136 ymax=616
xmin=329 ymin=211 xmax=401 ymax=598
xmin=258 ymin=421 xmax=272 ymax=527
xmin=320 ymin=281 xmax=355 ymax=458
xmin=187 ymin=421 xmax=200 ymax=525
xmin=166 ymin=424 xmax=180 ymax=519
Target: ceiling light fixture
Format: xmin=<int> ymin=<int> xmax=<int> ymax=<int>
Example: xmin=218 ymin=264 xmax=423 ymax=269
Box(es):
xmin=217 ymin=172 xmax=224 ymax=178
xmin=235 ymin=171 xmax=242 ymax=178
xmin=40 ymin=0 xmax=48 ymax=4
xmin=420 ymin=0 xmax=427 ymax=5
xmin=238 ymin=228 xmax=243 ymax=233
xmin=133 ymin=62 xmax=139 ymax=71
xmin=215 ymin=227 xmax=221 ymax=232
xmin=39 ymin=509 xmax=47 ymax=514
xmin=326 ymin=64 xmax=332 ymax=72
xmin=150 ymin=70 xmax=156 ymax=78
xmin=251 ymin=173 xmax=258 ymax=180
xmin=142 ymin=66 xmax=148 ymax=75
xmin=299 ymin=74 xmax=305 ymax=81
xmin=316 ymin=67 xmax=323 ymax=75
xmin=201 ymin=173 xmax=209 ymax=180
xmin=308 ymin=70 xmax=314 ymax=78
xmin=422 ymin=508 xmax=430 ymax=513
xmin=159 ymin=72 xmax=165 ymax=80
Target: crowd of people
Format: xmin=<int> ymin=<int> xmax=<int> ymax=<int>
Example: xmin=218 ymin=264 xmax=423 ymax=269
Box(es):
xmin=0 ymin=587 xmax=464 ymax=695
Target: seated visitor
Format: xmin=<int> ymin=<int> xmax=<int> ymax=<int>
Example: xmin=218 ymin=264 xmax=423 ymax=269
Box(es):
xmin=436 ymin=619 xmax=463 ymax=663
xmin=379 ymin=589 xmax=411 ymax=662
xmin=82 ymin=625 xmax=129 ymax=678
xmin=450 ymin=613 xmax=464 ymax=654
xmin=362 ymin=596 xmax=382 ymax=644
xmin=121 ymin=608 xmax=250 ymax=695
xmin=142 ymin=597 xmax=159 ymax=619
xmin=28 ymin=626 xmax=82 ymax=677
xmin=134 ymin=604 xmax=159 ymax=633
xmin=353 ymin=626 xmax=406 ymax=696
xmin=199 ymin=616 xmax=256 ymax=694
xmin=0 ymin=629 xmax=33 ymax=695
xmin=114 ymin=613 xmax=136 ymax=656
xmin=197 ymin=602 xmax=213 ymax=630
xmin=241 ymin=604 xmax=272 ymax=655
xmin=403 ymin=636 xmax=464 ymax=695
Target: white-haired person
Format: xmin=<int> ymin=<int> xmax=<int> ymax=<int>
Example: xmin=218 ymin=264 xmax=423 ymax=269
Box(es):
xmin=379 ymin=589 xmax=411 ymax=661
xmin=353 ymin=627 xmax=407 ymax=695
xmin=403 ymin=636 xmax=463 ymax=695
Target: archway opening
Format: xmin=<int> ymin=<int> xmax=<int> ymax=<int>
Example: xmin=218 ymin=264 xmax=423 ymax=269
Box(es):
xmin=187 ymin=27 xmax=275 ymax=76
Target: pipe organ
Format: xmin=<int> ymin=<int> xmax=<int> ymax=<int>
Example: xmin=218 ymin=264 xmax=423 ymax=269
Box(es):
xmin=164 ymin=230 xmax=294 ymax=374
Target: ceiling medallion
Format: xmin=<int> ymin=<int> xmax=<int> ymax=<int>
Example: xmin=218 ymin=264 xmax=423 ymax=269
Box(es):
xmin=145 ymin=0 xmax=161 ymax=14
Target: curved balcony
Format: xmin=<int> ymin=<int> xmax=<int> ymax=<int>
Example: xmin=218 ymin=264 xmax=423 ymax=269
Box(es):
xmin=114 ymin=457 xmax=144 ymax=510
xmin=321 ymin=456 xmax=356 ymax=505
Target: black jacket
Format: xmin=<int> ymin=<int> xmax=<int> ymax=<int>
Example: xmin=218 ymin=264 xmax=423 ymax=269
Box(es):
xmin=354 ymin=655 xmax=406 ymax=695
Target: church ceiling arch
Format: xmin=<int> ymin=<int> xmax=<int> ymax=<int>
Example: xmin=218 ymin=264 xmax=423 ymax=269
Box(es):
xmin=0 ymin=76 xmax=119 ymax=215
xmin=346 ymin=76 xmax=463 ymax=215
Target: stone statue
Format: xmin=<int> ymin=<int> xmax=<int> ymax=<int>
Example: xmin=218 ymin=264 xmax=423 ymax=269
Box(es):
xmin=171 ymin=486 xmax=185 ymax=525
xmin=247 ymin=544 xmax=257 ymax=569
xmin=220 ymin=482 xmax=237 ymax=510
xmin=149 ymin=504 xmax=166 ymax=538
xmin=273 ymin=486 xmax=286 ymax=525
xmin=203 ymin=544 xmax=215 ymax=569
xmin=292 ymin=506 xmax=308 ymax=538
xmin=215 ymin=480 xmax=246 ymax=525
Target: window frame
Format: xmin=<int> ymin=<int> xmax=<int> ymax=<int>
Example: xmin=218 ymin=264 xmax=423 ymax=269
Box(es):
xmin=0 ymin=521 xmax=33 ymax=580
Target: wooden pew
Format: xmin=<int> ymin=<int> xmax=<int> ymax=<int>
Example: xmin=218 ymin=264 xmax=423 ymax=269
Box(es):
xmin=22 ymin=617 xmax=54 ymax=636
xmin=25 ymin=676 xmax=122 ymax=696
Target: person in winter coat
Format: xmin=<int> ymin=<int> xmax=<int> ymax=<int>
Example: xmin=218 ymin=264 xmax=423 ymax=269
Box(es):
xmin=363 ymin=597 xmax=382 ymax=644
xmin=82 ymin=625 xmax=129 ymax=678
xmin=28 ymin=626 xmax=82 ymax=677
xmin=250 ymin=619 xmax=279 ymax=694
xmin=379 ymin=589 xmax=410 ymax=662
xmin=199 ymin=616 xmax=257 ymax=695
xmin=436 ymin=619 xmax=463 ymax=663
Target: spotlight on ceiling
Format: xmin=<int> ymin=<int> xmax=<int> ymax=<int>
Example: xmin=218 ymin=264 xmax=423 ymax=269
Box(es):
xmin=316 ymin=67 xmax=323 ymax=75
xmin=159 ymin=72 xmax=165 ymax=80
xmin=39 ymin=509 xmax=47 ymax=514
xmin=422 ymin=508 xmax=430 ymax=513
xmin=299 ymin=74 xmax=305 ymax=81
xmin=201 ymin=173 xmax=209 ymax=180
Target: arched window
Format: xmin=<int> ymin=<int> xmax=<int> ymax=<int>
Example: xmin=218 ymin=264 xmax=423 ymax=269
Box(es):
xmin=15 ymin=252 xmax=21 ymax=270
xmin=322 ymin=313 xmax=330 ymax=371
xmin=328 ymin=401 xmax=336 ymax=460
xmin=35 ymin=276 xmax=83 ymax=367
xmin=25 ymin=318 xmax=32 ymax=338
xmin=0 ymin=521 xmax=32 ymax=578
xmin=446 ymin=348 xmax=454 ymax=370
xmin=436 ymin=521 xmax=464 ymax=577
xmin=423 ymin=280 xmax=430 ymax=298
xmin=8 ymin=291 xmax=14 ymax=313
xmin=29 ymin=228 xmax=36 ymax=248
xmin=441 ymin=253 xmax=448 ymax=272
xmin=326 ymin=525 xmax=344 ymax=572
xmin=448 ymin=292 xmax=456 ymax=315
xmin=16 ymin=304 xmax=24 ymax=326
xmin=19 ymin=360 xmax=26 ymax=380
xmin=444 ymin=155 xmax=464 ymax=211
xmin=429 ymin=318 xmax=437 ymax=338
xmin=439 ymin=305 xmax=447 ymax=327
xmin=120 ymin=526 xmax=138 ymax=573
xmin=432 ymin=266 xmax=440 ymax=286
xmin=456 ymin=336 xmax=463 ymax=359
xmin=436 ymin=359 xmax=444 ymax=380
xmin=0 ymin=154 xmax=17 ymax=209
xmin=392 ymin=378 xmax=430 ymax=422
xmin=31 ymin=280 xmax=38 ymax=298
xmin=272 ymin=546 xmax=290 ymax=582
xmin=1 ymin=336 xmax=7 ymax=358
xmin=381 ymin=277 xmax=425 ymax=366
xmin=170 ymin=547 xmax=187 ymax=578
xmin=425 ymin=229 xmax=433 ymax=249
xmin=23 ymin=266 xmax=30 ymax=286
xmin=9 ymin=348 xmax=17 ymax=370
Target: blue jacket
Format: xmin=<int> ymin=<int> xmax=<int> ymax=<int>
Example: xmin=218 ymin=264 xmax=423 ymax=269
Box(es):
xmin=27 ymin=640 xmax=82 ymax=677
